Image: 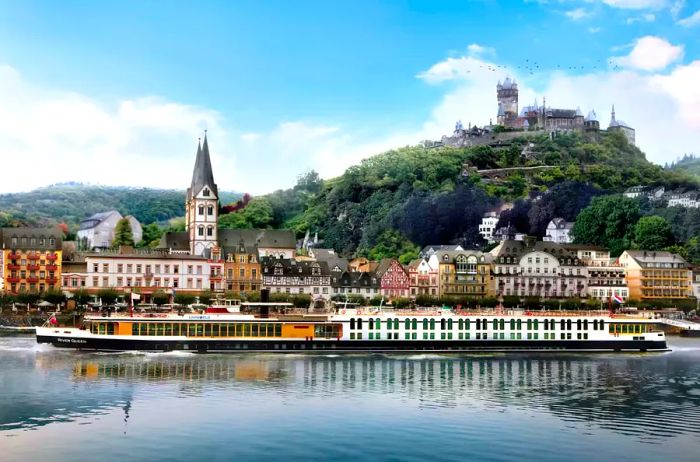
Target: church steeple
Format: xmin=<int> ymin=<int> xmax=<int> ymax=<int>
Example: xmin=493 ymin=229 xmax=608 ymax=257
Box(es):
xmin=189 ymin=131 xmax=217 ymax=199
xmin=185 ymin=133 xmax=219 ymax=257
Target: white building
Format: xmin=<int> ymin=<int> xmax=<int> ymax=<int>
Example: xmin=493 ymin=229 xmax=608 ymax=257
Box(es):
xmin=564 ymin=245 xmax=628 ymax=302
xmin=185 ymin=134 xmax=219 ymax=256
xmin=543 ymin=218 xmax=574 ymax=244
xmin=261 ymin=258 xmax=332 ymax=303
xmin=77 ymin=211 xmax=143 ymax=250
xmin=84 ymin=250 xmax=223 ymax=293
xmin=667 ymin=191 xmax=700 ymax=208
xmin=479 ymin=212 xmax=500 ymax=243
xmin=490 ymin=240 xmax=588 ymax=298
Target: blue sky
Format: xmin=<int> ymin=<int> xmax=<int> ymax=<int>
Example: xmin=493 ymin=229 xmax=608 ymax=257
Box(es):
xmin=0 ymin=0 xmax=699 ymax=196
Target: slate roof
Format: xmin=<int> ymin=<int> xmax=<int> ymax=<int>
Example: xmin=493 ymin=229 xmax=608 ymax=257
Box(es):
xmin=623 ymin=250 xmax=688 ymax=265
xmin=187 ymin=134 xmax=217 ymax=199
xmin=218 ymin=229 xmax=295 ymax=249
xmin=330 ymin=269 xmax=378 ymax=288
xmin=310 ymin=248 xmax=348 ymax=272
xmin=0 ymin=227 xmax=63 ymax=251
xmin=79 ymin=210 xmax=121 ymax=230
xmin=490 ymin=240 xmax=582 ymax=264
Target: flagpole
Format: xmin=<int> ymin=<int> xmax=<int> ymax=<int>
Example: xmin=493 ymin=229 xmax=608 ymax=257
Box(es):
xmin=130 ymin=292 xmax=133 ymax=318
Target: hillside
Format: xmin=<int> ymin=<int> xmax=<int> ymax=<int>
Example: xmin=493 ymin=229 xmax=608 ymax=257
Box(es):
xmin=0 ymin=184 xmax=241 ymax=230
xmin=218 ymin=130 xmax=698 ymax=259
xmin=667 ymin=154 xmax=700 ymax=180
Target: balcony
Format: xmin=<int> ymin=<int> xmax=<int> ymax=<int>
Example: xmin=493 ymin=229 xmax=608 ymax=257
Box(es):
xmin=7 ymin=276 xmax=20 ymax=283
xmin=7 ymin=252 xmax=20 ymax=260
xmin=46 ymin=264 xmax=58 ymax=272
xmin=27 ymin=264 xmax=40 ymax=271
xmin=46 ymin=253 xmax=58 ymax=261
xmin=27 ymin=253 xmax=40 ymax=261
xmin=6 ymin=263 xmax=21 ymax=271
xmin=27 ymin=276 xmax=39 ymax=283
xmin=47 ymin=277 xmax=58 ymax=284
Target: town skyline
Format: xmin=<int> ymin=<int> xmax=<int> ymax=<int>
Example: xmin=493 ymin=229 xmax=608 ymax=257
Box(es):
xmin=0 ymin=0 xmax=699 ymax=195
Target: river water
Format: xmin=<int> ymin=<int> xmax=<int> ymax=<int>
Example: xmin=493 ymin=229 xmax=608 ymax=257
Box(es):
xmin=1 ymin=334 xmax=699 ymax=462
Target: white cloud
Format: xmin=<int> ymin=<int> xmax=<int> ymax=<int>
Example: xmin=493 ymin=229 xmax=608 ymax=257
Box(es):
xmin=677 ymin=9 xmax=700 ymax=27
xmin=626 ymin=13 xmax=656 ymax=23
xmin=601 ymin=0 xmax=667 ymax=9
xmin=0 ymin=65 xmax=239 ymax=194
xmin=565 ymin=8 xmax=592 ymax=20
xmin=588 ymin=26 xmax=602 ymax=33
xmin=611 ymin=36 xmax=683 ymax=71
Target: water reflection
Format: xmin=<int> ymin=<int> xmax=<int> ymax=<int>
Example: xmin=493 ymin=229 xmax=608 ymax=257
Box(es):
xmin=60 ymin=352 xmax=700 ymax=441
xmin=2 ymin=336 xmax=700 ymax=447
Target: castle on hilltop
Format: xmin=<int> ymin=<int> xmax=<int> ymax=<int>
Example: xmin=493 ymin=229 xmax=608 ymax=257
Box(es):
xmin=496 ymin=78 xmax=635 ymax=145
xmin=433 ymin=79 xmax=636 ymax=149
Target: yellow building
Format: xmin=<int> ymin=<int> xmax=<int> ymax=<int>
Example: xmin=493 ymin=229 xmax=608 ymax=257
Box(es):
xmin=223 ymin=240 xmax=261 ymax=296
xmin=428 ymin=250 xmax=494 ymax=298
xmin=1 ymin=228 xmax=63 ymax=294
xmin=618 ymin=250 xmax=692 ymax=301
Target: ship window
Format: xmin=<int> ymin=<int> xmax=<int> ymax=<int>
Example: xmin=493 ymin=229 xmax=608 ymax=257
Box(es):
xmin=164 ymin=323 xmax=173 ymax=336
xmin=567 ymin=319 xmax=572 ymax=331
xmin=533 ymin=319 xmax=538 ymax=330
xmin=156 ymin=323 xmax=165 ymax=336
xmin=350 ymin=318 xmax=355 ymax=330
xmin=576 ymin=320 xmax=582 ymax=331
xmin=560 ymin=320 xmax=566 ymax=330
xmin=243 ymin=324 xmax=251 ymax=336
xmin=430 ymin=319 xmax=436 ymax=330
xmin=252 ymin=324 xmax=259 ymax=336
xmin=510 ymin=319 xmax=515 ymax=330
xmin=423 ymin=318 xmax=429 ymax=330
xmin=375 ymin=319 xmax=381 ymax=330
xmin=386 ymin=318 xmax=392 ymax=330
xmin=275 ymin=324 xmax=282 ymax=337
xmin=368 ymin=318 xmax=374 ymax=330
xmin=458 ymin=319 xmax=463 ymax=330
xmin=405 ymin=319 xmax=410 ymax=330
xmin=441 ymin=319 xmax=446 ymax=330
xmin=516 ymin=319 xmax=522 ymax=330
xmin=393 ymin=319 xmax=399 ymax=330
xmin=204 ymin=323 xmax=212 ymax=336
xmin=500 ymin=319 xmax=505 ymax=330
xmin=476 ymin=319 xmax=481 ymax=330
xmin=132 ymin=323 xmax=139 ymax=335
xmin=465 ymin=319 xmax=470 ymax=330
xmin=527 ymin=320 xmax=532 ymax=331
xmin=544 ymin=319 xmax=549 ymax=330
xmin=583 ymin=320 xmax=588 ymax=330
xmin=358 ymin=318 xmax=363 ymax=330
xmin=448 ymin=319 xmax=453 ymax=330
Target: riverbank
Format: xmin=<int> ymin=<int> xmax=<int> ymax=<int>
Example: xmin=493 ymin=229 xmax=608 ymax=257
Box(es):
xmin=0 ymin=311 xmax=47 ymax=328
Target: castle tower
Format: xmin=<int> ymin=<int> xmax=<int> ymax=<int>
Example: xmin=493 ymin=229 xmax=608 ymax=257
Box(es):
xmin=185 ymin=133 xmax=219 ymax=256
xmin=496 ymin=78 xmax=518 ymax=127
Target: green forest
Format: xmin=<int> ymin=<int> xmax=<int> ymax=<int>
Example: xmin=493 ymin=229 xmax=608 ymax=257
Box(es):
xmin=216 ymin=130 xmax=699 ymax=262
xmin=0 ymin=183 xmax=240 ymax=230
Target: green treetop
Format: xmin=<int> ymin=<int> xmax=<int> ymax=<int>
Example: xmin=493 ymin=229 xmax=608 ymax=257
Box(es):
xmin=571 ymin=195 xmax=641 ymax=256
xmin=112 ymin=218 xmax=135 ymax=247
xmin=633 ymin=216 xmax=675 ymax=251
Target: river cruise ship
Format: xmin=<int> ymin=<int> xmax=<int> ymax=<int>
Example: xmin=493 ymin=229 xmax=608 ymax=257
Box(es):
xmin=36 ymin=304 xmax=668 ymax=353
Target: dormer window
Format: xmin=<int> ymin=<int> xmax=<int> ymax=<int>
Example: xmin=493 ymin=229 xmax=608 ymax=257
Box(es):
xmin=203 ymin=188 xmax=210 ymax=197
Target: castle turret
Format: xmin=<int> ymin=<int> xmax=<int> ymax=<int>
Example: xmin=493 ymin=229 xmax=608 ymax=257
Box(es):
xmin=185 ymin=132 xmax=219 ymax=256
xmin=608 ymin=104 xmax=636 ymax=146
xmin=496 ymin=78 xmax=518 ymax=127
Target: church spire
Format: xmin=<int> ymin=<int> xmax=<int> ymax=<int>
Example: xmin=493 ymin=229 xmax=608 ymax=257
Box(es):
xmin=189 ymin=131 xmax=217 ymax=199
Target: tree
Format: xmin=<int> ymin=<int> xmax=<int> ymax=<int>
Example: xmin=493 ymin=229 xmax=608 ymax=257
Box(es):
xmin=112 ymin=218 xmax=135 ymax=247
xmin=97 ymin=288 xmax=119 ymax=307
xmin=198 ymin=290 xmax=214 ymax=306
xmin=43 ymin=288 xmax=66 ymax=306
xmin=571 ymin=195 xmax=641 ymax=256
xmin=364 ymin=230 xmax=419 ymax=265
xmin=633 ymin=216 xmax=675 ymax=251
xmin=73 ymin=289 xmax=92 ymax=312
xmin=174 ymin=293 xmax=196 ymax=307
xmin=152 ymin=290 xmax=169 ymax=308
xmin=140 ymin=223 xmax=164 ymax=248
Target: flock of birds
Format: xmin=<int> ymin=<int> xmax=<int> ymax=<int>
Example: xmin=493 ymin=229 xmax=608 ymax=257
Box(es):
xmin=471 ymin=59 xmax=623 ymax=75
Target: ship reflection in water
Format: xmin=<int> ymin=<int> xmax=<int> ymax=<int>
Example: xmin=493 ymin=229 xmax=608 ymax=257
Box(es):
xmin=1 ymin=336 xmax=700 ymax=462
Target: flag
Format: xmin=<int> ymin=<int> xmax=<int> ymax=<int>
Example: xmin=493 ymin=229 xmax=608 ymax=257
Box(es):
xmin=131 ymin=293 xmax=141 ymax=302
xmin=611 ymin=294 xmax=624 ymax=304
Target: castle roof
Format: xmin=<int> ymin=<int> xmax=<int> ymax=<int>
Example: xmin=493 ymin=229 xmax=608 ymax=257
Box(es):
xmin=585 ymin=110 xmax=598 ymax=122
xmin=497 ymin=77 xmax=517 ymax=90
xmin=188 ymin=133 xmax=217 ymax=199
